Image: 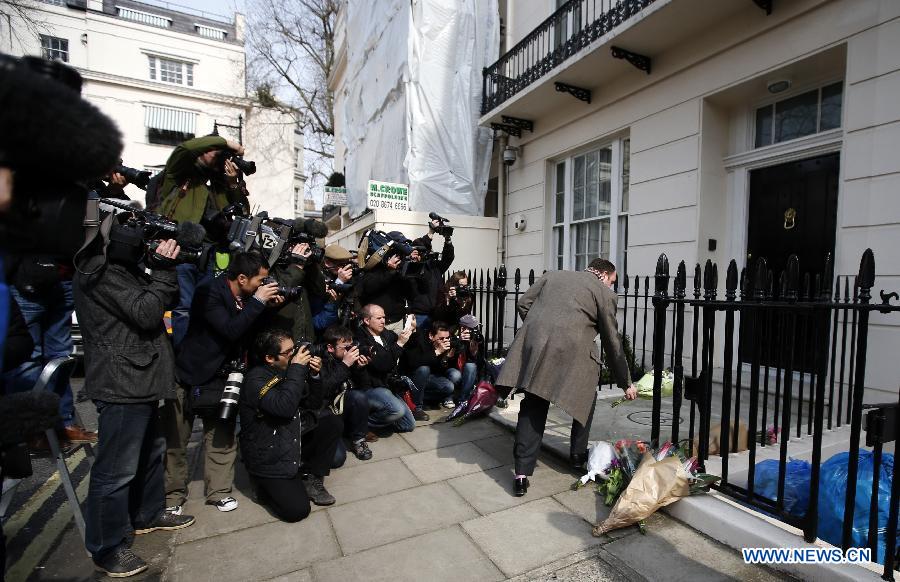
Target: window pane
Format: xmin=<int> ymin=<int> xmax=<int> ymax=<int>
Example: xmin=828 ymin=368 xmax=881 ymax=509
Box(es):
xmin=159 ymin=58 xmax=183 ymax=84
xmin=555 ymin=162 xmax=565 ymax=224
xmin=589 ymin=221 xmax=600 ymax=256
xmin=40 ymin=35 xmax=68 ymax=62
xmin=573 ymin=155 xmax=584 ymax=220
xmin=585 ymin=151 xmax=598 ymax=217
xmin=820 ymin=82 xmax=842 ymax=131
xmin=598 ymin=147 xmax=611 ymax=216
xmin=148 ymin=56 xmax=156 ymax=80
xmin=617 ymin=215 xmax=628 ymax=274
xmin=186 ymin=63 xmax=194 ymax=87
xmin=755 ymin=105 xmax=773 ymax=147
xmin=600 ymin=218 xmax=610 ymax=260
xmin=621 ymin=139 xmax=630 ymax=213
xmin=553 ymin=226 xmax=564 ymax=270
xmin=774 ymin=89 xmax=818 ymax=143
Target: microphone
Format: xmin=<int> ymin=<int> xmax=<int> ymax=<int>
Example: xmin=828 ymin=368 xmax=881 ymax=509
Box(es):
xmin=428 ymin=212 xmax=449 ymax=223
xmin=302 ymin=218 xmax=329 ymax=239
xmin=176 ymin=221 xmax=207 ymax=249
xmin=0 ymin=391 xmax=61 ymax=446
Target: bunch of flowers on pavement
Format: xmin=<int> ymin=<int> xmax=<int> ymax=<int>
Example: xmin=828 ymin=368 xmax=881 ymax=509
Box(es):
xmin=610 ymin=370 xmax=674 ymax=407
xmin=573 ymin=439 xmax=720 ymax=536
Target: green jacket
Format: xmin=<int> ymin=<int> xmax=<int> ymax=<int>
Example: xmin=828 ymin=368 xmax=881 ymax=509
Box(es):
xmin=266 ymin=262 xmax=327 ymax=342
xmin=158 ymin=136 xmax=243 ymax=223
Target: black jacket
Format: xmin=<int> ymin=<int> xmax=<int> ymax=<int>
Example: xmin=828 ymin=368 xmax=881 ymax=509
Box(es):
xmin=400 ymin=330 xmax=453 ymax=375
xmin=239 ymin=363 xmax=308 ymax=479
xmin=175 ymin=275 xmax=266 ymax=386
xmin=264 ymin=262 xmax=327 ymax=342
xmin=311 ymin=354 xmax=365 ymax=400
xmin=357 ymin=264 xmax=409 ymax=323
xmin=73 ymin=258 xmax=177 ymax=403
xmin=408 ymin=238 xmax=454 ymax=316
xmin=354 ymin=328 xmax=403 ymax=389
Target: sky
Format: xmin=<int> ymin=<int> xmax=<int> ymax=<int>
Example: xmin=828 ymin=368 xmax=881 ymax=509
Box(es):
xmin=162 ymin=0 xmax=247 ymax=21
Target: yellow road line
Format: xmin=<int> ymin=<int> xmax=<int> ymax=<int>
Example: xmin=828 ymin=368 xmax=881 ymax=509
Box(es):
xmin=4 ymin=474 xmax=91 ymax=582
xmin=4 ymin=448 xmax=86 ymax=541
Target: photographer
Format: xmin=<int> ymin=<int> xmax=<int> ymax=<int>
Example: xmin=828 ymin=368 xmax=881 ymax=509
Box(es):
xmin=74 ymin=234 xmax=195 ymax=577
xmin=155 ymin=135 xmax=248 ymax=349
xmin=266 ymin=241 xmax=327 ymax=342
xmin=358 ymin=231 xmax=413 ymax=333
xmin=355 ymin=304 xmax=420 ymax=427
xmin=407 ymin=218 xmax=455 ymax=330
xmin=163 ymin=252 xmax=283 ymax=515
xmin=310 ymin=244 xmax=357 ymax=334
xmin=400 ymin=321 xmax=457 ymax=410
xmin=453 ymin=315 xmax=483 ymax=404
xmin=432 ymin=271 xmax=474 ymax=327
xmin=239 ymin=330 xmax=341 ymax=522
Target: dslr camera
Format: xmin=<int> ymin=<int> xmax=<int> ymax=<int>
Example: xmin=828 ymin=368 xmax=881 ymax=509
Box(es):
xmin=295 ymin=339 xmax=327 ymax=359
xmin=260 ymin=275 xmax=302 ymax=300
xmin=455 ymin=284 xmax=474 ymax=298
xmin=112 ymin=163 xmax=151 ymax=190
xmin=216 ymin=150 xmax=256 ymax=176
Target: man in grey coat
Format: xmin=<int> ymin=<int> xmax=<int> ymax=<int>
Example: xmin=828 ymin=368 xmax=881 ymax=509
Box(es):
xmin=74 ymin=235 xmax=195 ymax=577
xmin=497 ymin=258 xmax=636 ymax=496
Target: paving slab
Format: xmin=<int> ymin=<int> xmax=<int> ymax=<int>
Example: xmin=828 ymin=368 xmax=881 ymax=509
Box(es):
xmin=326 ymin=481 xmax=478 ymax=554
xmin=170 ymin=511 xmax=340 ymax=582
xmin=400 ymin=441 xmax=505 ymax=483
xmin=174 ymin=472 xmax=278 ymax=544
xmin=461 ymin=497 xmax=603 ymax=577
xmin=400 ymin=417 xmax=504 ymax=452
xmin=552 ymin=487 xmax=639 ymax=541
xmin=602 ymin=510 xmax=784 ymax=582
xmin=340 ymin=432 xmax=416 ymax=468
xmin=312 ymin=525 xmax=505 ymax=582
xmin=470 ymin=433 xmax=516 ymax=465
xmin=448 ymin=462 xmax=575 ymax=515
xmin=320 ymin=456 xmax=421 ymax=507
xmin=262 ymin=568 xmax=313 ymax=582
xmin=516 ymin=550 xmax=637 ymax=582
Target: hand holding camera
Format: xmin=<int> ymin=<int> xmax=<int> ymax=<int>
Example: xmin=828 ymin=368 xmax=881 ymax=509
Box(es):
xmin=309 ymin=356 xmax=322 ymax=374
xmin=433 ymin=336 xmax=452 ymax=356
xmin=386 ymin=255 xmax=402 ymax=270
xmin=342 ymin=344 xmax=360 ymax=367
xmin=291 ymin=344 xmax=312 ymax=366
xmin=336 ymin=263 xmax=354 ymax=283
xmin=291 ymin=242 xmax=313 ymax=262
xmin=254 ymin=281 xmax=281 ymax=304
xmin=397 ymin=327 xmax=413 ymax=347
xmin=147 ymin=238 xmax=181 ymax=269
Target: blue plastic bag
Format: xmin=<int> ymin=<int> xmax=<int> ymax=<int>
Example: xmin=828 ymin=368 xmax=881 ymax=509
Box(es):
xmin=753 ymin=458 xmax=812 ymax=517
xmin=818 ymin=451 xmax=896 ymax=563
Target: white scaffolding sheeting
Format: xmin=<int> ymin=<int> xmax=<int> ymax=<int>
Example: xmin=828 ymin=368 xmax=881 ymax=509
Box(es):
xmin=342 ymin=0 xmax=499 ymax=217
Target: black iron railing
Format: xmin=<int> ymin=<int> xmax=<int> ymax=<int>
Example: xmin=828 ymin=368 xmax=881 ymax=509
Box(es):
xmin=646 ymin=249 xmax=900 ymax=578
xmin=481 ymin=0 xmax=657 ymax=115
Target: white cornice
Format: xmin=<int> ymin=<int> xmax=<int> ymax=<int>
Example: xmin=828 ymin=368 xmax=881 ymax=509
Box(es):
xmin=78 ymin=68 xmax=252 ymax=107
xmin=723 ymin=129 xmax=843 ymax=171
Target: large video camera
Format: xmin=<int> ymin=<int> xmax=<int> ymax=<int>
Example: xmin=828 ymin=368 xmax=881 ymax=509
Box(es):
xmin=268 ymin=217 xmax=328 ymax=265
xmin=429 ymin=212 xmax=453 ymax=238
xmin=227 ymin=213 xmax=327 ymax=268
xmin=100 ymin=197 xmax=207 ymax=266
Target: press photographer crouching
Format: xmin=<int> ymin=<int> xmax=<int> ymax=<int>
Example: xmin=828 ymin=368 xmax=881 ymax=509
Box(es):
xmin=401 ymin=321 xmax=458 ymax=410
xmin=240 ymin=330 xmax=341 ymax=522
xmin=74 ymin=226 xmax=195 ymax=577
xmin=354 ymin=304 xmax=418 ymax=429
xmin=164 ymin=251 xmax=283 ymax=515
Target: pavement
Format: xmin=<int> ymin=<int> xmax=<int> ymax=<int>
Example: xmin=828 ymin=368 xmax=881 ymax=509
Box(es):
xmin=5 ymin=380 xmax=788 ymax=582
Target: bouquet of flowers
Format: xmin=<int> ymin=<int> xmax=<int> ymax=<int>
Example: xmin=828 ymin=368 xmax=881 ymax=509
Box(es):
xmin=575 ymin=439 xmax=720 ymax=536
xmin=610 ymin=370 xmax=675 ymax=407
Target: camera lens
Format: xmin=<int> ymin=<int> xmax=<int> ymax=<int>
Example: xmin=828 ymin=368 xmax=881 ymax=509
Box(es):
xmin=218 ymin=370 xmax=244 ymax=421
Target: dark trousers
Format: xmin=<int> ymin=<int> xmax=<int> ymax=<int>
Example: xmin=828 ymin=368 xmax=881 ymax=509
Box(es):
xmin=342 ymin=389 xmax=369 ymax=442
xmin=513 ymin=392 xmax=597 ymax=476
xmin=85 ymin=401 xmax=165 ymax=560
xmin=300 ymin=410 xmax=343 ymax=478
xmin=254 ymin=472 xmax=311 ymax=523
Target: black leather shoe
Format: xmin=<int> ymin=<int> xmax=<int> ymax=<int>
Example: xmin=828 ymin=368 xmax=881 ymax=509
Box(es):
xmin=514 ymin=477 xmax=529 ymax=497
xmin=570 ymin=452 xmax=588 ymax=470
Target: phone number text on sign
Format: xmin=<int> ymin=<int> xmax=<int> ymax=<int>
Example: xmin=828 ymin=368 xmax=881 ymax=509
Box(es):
xmin=367 ymin=180 xmax=409 ymax=211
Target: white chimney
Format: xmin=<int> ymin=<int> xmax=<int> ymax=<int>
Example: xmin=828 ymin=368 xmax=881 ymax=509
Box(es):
xmin=234 ymin=13 xmax=245 ymax=43
xmin=87 ymin=0 xmax=103 ymax=11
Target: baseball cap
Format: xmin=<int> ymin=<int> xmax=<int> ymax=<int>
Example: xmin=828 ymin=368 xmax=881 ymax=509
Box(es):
xmin=459 ymin=314 xmax=479 ymax=329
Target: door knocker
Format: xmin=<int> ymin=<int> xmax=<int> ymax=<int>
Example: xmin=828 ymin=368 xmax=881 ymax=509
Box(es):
xmin=784 ymin=207 xmax=796 ymax=230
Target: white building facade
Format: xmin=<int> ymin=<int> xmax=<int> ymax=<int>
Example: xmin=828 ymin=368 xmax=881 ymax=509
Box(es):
xmin=2 ymin=0 xmax=305 ymax=218
xmin=485 ymin=0 xmax=900 ymax=400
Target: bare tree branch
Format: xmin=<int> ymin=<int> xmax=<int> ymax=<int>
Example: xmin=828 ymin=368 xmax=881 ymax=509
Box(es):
xmin=1 ymin=0 xmax=50 ymax=44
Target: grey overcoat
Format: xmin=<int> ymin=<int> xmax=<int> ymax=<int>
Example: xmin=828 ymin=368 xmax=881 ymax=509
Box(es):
xmin=496 ymin=270 xmax=630 ymax=426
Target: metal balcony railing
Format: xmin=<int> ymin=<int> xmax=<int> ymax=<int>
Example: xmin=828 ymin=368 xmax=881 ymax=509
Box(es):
xmin=481 ymin=0 xmax=657 ymax=115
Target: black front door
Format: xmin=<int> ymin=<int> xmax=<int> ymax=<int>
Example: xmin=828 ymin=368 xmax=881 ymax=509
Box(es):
xmin=743 ymin=152 xmax=840 ymax=369
xmin=746 ymin=152 xmax=839 ymax=284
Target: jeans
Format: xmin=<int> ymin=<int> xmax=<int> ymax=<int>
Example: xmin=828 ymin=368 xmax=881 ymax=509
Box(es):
xmin=448 ymin=362 xmax=478 ymax=403
xmin=172 ymin=262 xmax=214 ymax=350
xmin=342 ymin=389 xmax=369 ymax=442
xmin=85 ymin=401 xmax=165 ymax=560
xmin=410 ymin=366 xmax=455 ymax=407
xmin=3 ymin=283 xmax=75 ymax=425
xmin=366 ymin=387 xmax=415 ymax=432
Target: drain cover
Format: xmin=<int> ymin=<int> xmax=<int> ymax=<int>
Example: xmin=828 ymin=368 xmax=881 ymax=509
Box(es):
xmin=627 ymin=410 xmax=682 ymax=426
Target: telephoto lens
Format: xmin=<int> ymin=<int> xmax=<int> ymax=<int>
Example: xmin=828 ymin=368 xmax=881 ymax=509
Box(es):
xmin=218 ymin=369 xmax=245 ymax=421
